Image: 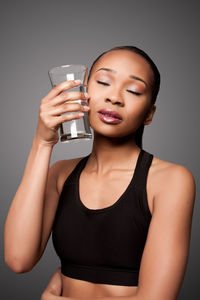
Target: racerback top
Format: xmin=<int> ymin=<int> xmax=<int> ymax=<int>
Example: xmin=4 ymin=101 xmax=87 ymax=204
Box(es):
xmin=52 ymin=148 xmax=153 ymax=286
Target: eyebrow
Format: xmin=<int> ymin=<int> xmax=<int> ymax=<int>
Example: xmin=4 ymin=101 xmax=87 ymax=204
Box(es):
xmin=96 ymin=68 xmax=148 ymax=87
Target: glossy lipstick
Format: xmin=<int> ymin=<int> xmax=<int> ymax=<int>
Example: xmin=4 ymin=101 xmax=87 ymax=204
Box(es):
xmin=98 ymin=109 xmax=122 ymax=124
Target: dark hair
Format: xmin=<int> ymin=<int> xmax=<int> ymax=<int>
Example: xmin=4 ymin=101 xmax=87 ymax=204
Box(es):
xmin=88 ymin=46 xmax=161 ymax=149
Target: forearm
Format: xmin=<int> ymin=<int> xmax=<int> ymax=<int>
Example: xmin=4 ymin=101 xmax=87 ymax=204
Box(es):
xmin=4 ymin=136 xmax=53 ymax=271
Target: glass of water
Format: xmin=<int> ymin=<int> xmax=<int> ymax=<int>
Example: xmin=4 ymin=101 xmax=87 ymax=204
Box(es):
xmin=48 ymin=64 xmax=92 ymax=142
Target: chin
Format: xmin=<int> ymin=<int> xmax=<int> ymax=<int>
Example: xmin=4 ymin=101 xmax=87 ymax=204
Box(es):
xmin=89 ymin=114 xmax=137 ymax=139
xmin=90 ymin=120 xmax=119 ymax=137
xmin=91 ymin=124 xmax=134 ymax=140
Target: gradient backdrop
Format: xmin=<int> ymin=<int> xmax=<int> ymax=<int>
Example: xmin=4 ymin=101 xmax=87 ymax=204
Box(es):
xmin=1 ymin=0 xmax=199 ymax=299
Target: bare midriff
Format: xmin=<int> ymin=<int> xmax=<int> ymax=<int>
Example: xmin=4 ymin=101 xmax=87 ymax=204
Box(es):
xmin=62 ymin=274 xmax=138 ymax=298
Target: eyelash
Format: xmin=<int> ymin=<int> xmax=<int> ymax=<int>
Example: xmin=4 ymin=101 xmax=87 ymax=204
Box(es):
xmin=96 ymin=80 xmax=142 ymax=96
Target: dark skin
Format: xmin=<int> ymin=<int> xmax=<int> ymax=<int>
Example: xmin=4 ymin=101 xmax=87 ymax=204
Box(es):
xmin=4 ymin=49 xmax=195 ymax=300
xmin=40 ymin=50 xmax=156 ymax=299
xmin=87 ymin=49 xmax=156 ymax=172
xmin=41 ymin=50 xmax=195 ymax=299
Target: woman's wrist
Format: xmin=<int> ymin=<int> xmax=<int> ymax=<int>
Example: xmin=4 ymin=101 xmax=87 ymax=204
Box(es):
xmin=41 ymin=268 xmax=63 ymax=299
xmin=32 ymin=135 xmax=56 ymax=150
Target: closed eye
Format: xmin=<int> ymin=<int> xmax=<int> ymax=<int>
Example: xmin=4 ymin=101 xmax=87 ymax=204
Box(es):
xmin=97 ymin=81 xmax=142 ymax=96
xmin=96 ymin=80 xmax=110 ymax=86
xmin=127 ymin=90 xmax=142 ymax=96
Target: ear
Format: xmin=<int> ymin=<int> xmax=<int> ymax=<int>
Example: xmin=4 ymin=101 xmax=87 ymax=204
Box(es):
xmin=143 ymin=105 xmax=156 ymax=125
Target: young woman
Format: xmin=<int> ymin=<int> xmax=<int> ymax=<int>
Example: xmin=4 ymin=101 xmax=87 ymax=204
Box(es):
xmin=4 ymin=46 xmax=196 ymax=300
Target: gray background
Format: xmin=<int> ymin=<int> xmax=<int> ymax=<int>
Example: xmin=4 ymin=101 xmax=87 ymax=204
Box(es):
xmin=1 ymin=0 xmax=199 ymax=299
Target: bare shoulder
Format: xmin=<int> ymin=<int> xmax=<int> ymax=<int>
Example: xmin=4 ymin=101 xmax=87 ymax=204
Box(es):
xmin=50 ymin=156 xmax=85 ymax=195
xmin=150 ymin=155 xmax=196 ymax=213
xmin=152 ymin=155 xmax=196 ymax=193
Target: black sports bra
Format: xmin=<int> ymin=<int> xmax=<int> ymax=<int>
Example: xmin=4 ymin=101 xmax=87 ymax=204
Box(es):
xmin=52 ymin=148 xmax=153 ymax=286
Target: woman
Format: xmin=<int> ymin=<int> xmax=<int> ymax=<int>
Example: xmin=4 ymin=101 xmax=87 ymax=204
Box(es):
xmin=4 ymin=46 xmax=196 ymax=300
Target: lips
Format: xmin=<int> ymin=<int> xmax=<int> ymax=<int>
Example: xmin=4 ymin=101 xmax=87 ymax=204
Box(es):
xmin=98 ymin=109 xmax=123 ymax=120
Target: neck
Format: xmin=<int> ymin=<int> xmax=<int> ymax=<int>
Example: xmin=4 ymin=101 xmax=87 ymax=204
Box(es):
xmin=88 ymin=132 xmax=141 ymax=175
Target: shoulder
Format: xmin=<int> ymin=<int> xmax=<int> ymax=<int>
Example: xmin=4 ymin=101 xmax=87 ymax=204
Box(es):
xmin=150 ymin=154 xmax=196 ymax=215
xmin=50 ymin=156 xmax=86 ymax=195
xmin=152 ymin=155 xmax=196 ymax=195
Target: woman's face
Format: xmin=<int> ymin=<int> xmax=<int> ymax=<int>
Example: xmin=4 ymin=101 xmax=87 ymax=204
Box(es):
xmin=87 ymin=50 xmax=156 ymax=138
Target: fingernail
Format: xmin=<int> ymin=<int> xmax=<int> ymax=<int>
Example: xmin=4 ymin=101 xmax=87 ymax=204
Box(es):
xmin=74 ymin=79 xmax=81 ymax=84
xmin=83 ymin=106 xmax=90 ymax=111
xmin=84 ymin=92 xmax=89 ymax=98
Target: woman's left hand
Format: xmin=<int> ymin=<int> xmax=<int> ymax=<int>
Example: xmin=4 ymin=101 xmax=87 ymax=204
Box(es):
xmin=41 ymin=267 xmax=65 ymax=300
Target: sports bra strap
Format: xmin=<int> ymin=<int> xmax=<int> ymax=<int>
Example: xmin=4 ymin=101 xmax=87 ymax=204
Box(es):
xmin=133 ymin=150 xmax=153 ymax=190
xmin=63 ymin=155 xmax=90 ymax=185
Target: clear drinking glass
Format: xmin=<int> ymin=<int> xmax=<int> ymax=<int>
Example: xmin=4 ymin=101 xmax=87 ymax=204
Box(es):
xmin=48 ymin=64 xmax=92 ymax=142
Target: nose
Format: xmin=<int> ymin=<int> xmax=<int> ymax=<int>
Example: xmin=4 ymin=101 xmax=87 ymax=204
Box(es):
xmin=105 ymin=88 xmax=124 ymax=106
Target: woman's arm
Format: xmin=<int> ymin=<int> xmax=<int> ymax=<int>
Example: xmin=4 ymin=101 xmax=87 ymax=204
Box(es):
xmin=42 ymin=164 xmax=196 ymax=300
xmin=4 ymin=80 xmax=87 ymax=273
xmin=4 ymin=136 xmax=58 ymax=272
xmin=133 ymin=164 xmax=196 ymax=300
